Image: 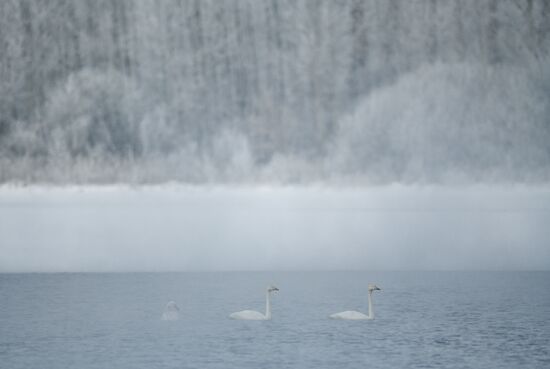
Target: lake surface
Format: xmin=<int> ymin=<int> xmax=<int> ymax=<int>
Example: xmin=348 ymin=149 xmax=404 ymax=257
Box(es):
xmin=1 ymin=272 xmax=549 ymax=368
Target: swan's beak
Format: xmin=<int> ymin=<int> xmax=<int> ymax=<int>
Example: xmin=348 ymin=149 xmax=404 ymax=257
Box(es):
xmin=375 ymin=286 xmax=381 ymax=291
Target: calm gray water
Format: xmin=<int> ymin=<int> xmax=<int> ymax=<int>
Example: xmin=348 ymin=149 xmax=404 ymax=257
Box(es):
xmin=1 ymin=272 xmax=549 ymax=369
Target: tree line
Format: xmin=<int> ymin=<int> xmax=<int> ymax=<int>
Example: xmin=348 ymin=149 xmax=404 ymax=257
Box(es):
xmin=0 ymin=0 xmax=548 ymax=183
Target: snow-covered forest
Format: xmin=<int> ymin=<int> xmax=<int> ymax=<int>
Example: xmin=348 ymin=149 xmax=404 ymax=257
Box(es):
xmin=0 ymin=0 xmax=549 ymax=184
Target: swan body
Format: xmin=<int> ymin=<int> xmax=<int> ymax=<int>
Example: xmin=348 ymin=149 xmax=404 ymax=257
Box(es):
xmin=330 ymin=283 xmax=381 ymax=320
xmin=162 ymin=301 xmax=180 ymax=321
xmin=230 ymin=286 xmax=279 ymax=320
xmin=229 ymin=309 xmax=269 ymax=320
xmin=330 ymin=310 xmax=371 ymax=320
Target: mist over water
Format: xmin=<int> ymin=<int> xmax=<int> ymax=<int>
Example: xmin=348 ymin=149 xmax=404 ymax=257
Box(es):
xmin=1 ymin=0 xmax=549 ymax=184
xmin=1 ymin=185 xmax=549 ymax=272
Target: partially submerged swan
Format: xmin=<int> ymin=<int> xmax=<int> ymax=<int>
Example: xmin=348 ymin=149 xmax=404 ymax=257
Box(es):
xmin=230 ymin=286 xmax=279 ymax=320
xmin=162 ymin=301 xmax=180 ymax=321
xmin=330 ymin=283 xmax=381 ymax=320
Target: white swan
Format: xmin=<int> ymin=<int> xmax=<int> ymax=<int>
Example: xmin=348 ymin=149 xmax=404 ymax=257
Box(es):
xmin=230 ymin=286 xmax=279 ymax=320
xmin=330 ymin=283 xmax=381 ymax=320
xmin=161 ymin=301 xmax=180 ymax=321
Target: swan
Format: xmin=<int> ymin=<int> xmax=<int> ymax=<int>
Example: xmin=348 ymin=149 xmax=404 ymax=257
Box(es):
xmin=330 ymin=283 xmax=381 ymax=320
xmin=230 ymin=286 xmax=279 ymax=320
xmin=161 ymin=301 xmax=180 ymax=321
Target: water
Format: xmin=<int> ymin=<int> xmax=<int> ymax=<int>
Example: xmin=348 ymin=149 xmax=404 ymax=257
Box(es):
xmin=1 ymin=272 xmax=549 ymax=368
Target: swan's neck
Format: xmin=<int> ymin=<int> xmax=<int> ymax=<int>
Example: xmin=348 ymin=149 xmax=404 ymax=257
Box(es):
xmin=265 ymin=291 xmax=272 ymax=319
xmin=368 ymin=291 xmax=374 ymax=319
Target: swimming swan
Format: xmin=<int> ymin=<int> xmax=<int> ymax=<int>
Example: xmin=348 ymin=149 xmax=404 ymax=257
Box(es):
xmin=330 ymin=283 xmax=381 ymax=320
xmin=162 ymin=301 xmax=180 ymax=321
xmin=230 ymin=286 xmax=279 ymax=320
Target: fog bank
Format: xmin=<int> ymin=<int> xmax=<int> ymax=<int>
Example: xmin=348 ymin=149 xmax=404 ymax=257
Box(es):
xmin=1 ymin=185 xmax=549 ymax=272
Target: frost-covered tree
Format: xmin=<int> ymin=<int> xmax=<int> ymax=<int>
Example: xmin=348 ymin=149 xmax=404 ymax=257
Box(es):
xmin=0 ymin=0 xmax=548 ymax=183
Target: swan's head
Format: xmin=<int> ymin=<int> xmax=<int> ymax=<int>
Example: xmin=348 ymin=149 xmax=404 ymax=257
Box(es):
xmin=368 ymin=284 xmax=381 ymax=292
xmin=267 ymin=286 xmax=279 ymax=293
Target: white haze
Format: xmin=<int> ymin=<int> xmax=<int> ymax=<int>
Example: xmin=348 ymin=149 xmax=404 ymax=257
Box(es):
xmin=1 ymin=185 xmax=549 ymax=272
